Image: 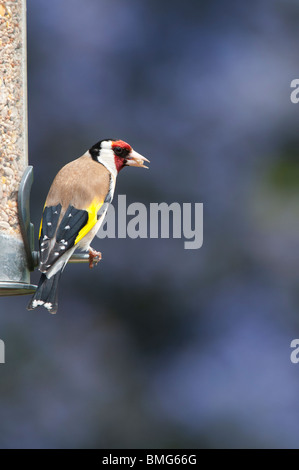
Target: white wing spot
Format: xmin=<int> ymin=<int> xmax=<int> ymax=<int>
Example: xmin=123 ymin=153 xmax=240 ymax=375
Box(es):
xmin=32 ymin=299 xmax=44 ymax=308
xmin=54 ymin=211 xmax=58 ymax=214
xmin=54 ymin=252 xmax=59 ymax=256
xmin=60 ymin=246 xmax=66 ymax=250
xmin=43 ymin=235 xmax=49 ymax=240
xmin=41 ymin=248 xmax=45 ymax=252
xmin=65 ymin=225 xmax=70 ymax=230
xmin=47 ymin=222 xmax=52 ymax=226
xmin=68 ymin=213 xmax=72 ymax=217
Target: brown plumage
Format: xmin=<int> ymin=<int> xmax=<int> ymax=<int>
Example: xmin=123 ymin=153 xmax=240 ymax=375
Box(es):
xmin=45 ymin=153 xmax=111 ymax=212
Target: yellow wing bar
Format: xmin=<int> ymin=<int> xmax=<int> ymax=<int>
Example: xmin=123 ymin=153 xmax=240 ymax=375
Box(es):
xmin=74 ymin=199 xmax=104 ymax=245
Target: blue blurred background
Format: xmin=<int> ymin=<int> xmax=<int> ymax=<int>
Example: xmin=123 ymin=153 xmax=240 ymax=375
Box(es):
xmin=1 ymin=0 xmax=299 ymax=448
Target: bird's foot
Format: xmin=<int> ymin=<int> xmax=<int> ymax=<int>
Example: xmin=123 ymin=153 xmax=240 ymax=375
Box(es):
xmin=89 ymin=247 xmax=102 ymax=269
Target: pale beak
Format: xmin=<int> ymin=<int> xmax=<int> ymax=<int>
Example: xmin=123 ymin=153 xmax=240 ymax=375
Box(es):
xmin=126 ymin=150 xmax=150 ymax=169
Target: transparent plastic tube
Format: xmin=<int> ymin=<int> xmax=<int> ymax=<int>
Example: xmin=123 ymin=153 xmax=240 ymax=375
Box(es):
xmin=0 ymin=0 xmax=35 ymax=295
xmin=0 ymin=0 xmax=27 ymax=234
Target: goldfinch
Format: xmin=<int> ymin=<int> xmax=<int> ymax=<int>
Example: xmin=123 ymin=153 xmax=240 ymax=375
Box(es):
xmin=27 ymin=139 xmax=149 ymax=314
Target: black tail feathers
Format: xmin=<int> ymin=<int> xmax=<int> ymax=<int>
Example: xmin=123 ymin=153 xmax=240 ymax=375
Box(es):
xmin=27 ymin=271 xmax=62 ymax=314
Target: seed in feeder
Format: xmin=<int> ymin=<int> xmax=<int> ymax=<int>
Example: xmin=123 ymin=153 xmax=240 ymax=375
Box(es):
xmin=0 ymin=0 xmax=27 ymax=237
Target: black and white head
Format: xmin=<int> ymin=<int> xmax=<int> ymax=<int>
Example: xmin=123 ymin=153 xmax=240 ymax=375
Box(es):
xmin=89 ymin=139 xmax=149 ymax=177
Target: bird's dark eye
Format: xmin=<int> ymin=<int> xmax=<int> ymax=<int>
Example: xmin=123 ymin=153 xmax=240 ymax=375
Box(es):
xmin=114 ymin=146 xmax=129 ymax=158
xmin=114 ymin=146 xmax=123 ymax=156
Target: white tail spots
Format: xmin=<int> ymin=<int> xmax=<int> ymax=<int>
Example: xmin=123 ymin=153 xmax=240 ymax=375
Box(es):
xmin=32 ymin=299 xmax=44 ymax=308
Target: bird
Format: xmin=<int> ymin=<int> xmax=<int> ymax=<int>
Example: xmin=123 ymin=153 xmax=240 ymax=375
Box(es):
xmin=27 ymin=138 xmax=149 ymax=314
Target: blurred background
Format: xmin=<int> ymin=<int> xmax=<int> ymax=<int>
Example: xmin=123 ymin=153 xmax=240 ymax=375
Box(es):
xmin=1 ymin=0 xmax=299 ymax=448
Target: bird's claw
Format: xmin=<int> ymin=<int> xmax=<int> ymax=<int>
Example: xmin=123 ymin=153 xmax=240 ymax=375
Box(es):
xmin=89 ymin=248 xmax=102 ymax=269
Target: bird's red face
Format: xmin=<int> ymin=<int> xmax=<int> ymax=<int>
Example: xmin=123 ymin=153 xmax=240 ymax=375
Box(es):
xmin=111 ymin=140 xmax=149 ymax=172
xmin=89 ymin=139 xmax=149 ymax=176
xmin=111 ymin=140 xmax=133 ymax=172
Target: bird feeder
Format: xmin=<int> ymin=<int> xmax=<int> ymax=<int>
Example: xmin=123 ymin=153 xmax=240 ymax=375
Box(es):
xmin=0 ymin=1 xmax=90 ymax=297
xmin=0 ymin=0 xmax=36 ymax=295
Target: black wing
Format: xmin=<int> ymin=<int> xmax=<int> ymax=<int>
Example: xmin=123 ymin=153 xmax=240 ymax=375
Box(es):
xmin=39 ymin=204 xmax=88 ymax=272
